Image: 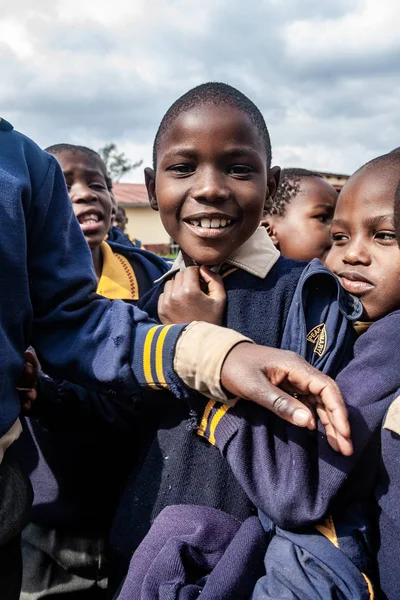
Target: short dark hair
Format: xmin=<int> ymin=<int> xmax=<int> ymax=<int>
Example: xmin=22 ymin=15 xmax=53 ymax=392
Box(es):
xmin=45 ymin=143 xmax=112 ymax=191
xmin=264 ymin=167 xmax=324 ymax=217
xmin=153 ymin=82 xmax=272 ymax=169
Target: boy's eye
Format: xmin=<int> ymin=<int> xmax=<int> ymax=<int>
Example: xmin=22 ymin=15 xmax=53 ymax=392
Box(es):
xmin=331 ymin=232 xmax=349 ymax=244
xmin=167 ymin=164 xmax=195 ymax=174
xmin=375 ymin=231 xmax=396 ymax=243
xmin=228 ymin=165 xmax=254 ymax=176
xmin=315 ymin=213 xmax=332 ymax=224
xmin=90 ymin=183 xmax=106 ymax=191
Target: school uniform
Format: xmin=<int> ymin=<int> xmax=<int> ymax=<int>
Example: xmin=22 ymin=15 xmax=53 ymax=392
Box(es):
xmin=110 ymin=229 xmax=353 ymax=594
xmin=114 ymin=257 xmax=374 ymax=600
xmin=18 ymin=241 xmax=169 ymax=599
xmin=167 ymin=309 xmax=400 ymax=598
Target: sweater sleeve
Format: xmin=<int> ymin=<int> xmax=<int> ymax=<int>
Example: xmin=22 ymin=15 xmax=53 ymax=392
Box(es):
xmin=31 ymin=373 xmax=141 ymax=434
xmin=195 ymin=311 xmax=400 ymax=528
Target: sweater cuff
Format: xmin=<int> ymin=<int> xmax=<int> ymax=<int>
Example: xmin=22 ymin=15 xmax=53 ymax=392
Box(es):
xmin=195 ymin=398 xmax=243 ymax=447
xmin=133 ymin=323 xmax=187 ymax=392
xmin=174 ymin=322 xmax=252 ymax=403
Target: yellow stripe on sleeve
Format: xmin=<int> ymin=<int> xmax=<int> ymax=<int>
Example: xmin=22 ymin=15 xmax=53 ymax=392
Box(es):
xmin=143 ymin=325 xmax=163 ymax=388
xmin=155 ymin=325 xmax=173 ymax=388
xmin=209 ymin=403 xmax=231 ymax=445
xmin=197 ymin=400 xmax=216 ymax=438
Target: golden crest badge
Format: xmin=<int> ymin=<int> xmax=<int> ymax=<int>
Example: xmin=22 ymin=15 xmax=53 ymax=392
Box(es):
xmin=307 ymin=323 xmax=327 ymax=357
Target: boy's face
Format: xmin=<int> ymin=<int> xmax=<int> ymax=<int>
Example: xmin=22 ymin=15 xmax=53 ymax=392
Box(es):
xmin=56 ymin=150 xmax=112 ymax=250
xmin=265 ymin=177 xmax=337 ymax=262
xmin=146 ymin=105 xmax=279 ymax=265
xmin=325 ymin=166 xmax=400 ymax=321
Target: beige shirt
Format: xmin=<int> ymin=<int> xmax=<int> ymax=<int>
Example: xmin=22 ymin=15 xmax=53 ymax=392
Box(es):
xmin=169 ymin=227 xmax=280 ymax=402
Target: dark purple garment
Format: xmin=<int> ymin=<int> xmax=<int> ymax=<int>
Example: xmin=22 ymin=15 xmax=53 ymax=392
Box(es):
xmin=116 ymin=505 xmax=268 ymax=600
xmin=205 ymin=310 xmax=400 ymax=529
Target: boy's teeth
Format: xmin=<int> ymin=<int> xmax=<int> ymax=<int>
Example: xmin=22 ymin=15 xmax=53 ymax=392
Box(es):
xmin=81 ymin=213 xmax=99 ymax=224
xmin=190 ymin=218 xmax=232 ymax=229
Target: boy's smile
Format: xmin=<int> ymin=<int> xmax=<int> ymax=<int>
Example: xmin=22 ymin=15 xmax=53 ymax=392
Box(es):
xmin=325 ymin=166 xmax=400 ymax=321
xmin=146 ymin=104 xmax=279 ymax=266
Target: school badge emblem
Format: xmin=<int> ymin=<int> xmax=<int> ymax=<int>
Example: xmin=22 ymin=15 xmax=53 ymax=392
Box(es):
xmin=307 ymin=323 xmax=327 ymax=357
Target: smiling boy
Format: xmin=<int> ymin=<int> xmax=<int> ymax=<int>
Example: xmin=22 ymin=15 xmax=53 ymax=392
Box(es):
xmin=108 ymin=82 xmax=359 ymax=593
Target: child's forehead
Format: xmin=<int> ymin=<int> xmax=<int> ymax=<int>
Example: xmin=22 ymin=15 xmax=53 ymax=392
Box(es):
xmin=57 ymin=150 xmax=106 ymax=177
xmin=159 ymin=104 xmax=264 ymax=154
xmin=338 ymin=166 xmax=398 ymax=213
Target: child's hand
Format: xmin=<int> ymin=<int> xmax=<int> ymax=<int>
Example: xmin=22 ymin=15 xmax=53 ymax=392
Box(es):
xmin=221 ymin=343 xmax=353 ymax=456
xmin=158 ymin=266 xmax=226 ymax=325
xmin=17 ymin=350 xmax=39 ymax=413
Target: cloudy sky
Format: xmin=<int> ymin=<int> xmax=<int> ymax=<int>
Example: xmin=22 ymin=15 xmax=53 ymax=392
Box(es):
xmin=1 ymin=0 xmax=399 ymax=182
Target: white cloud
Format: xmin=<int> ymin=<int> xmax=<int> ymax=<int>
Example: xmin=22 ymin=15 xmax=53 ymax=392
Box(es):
xmin=1 ymin=0 xmax=399 ymax=183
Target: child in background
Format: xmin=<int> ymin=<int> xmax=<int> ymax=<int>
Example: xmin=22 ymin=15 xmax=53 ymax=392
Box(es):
xmin=114 ymin=204 xmax=143 ymax=247
xmin=109 ymin=82 xmax=358 ymax=596
xmin=18 ymin=145 xmax=169 ymax=599
xmin=152 ymin=150 xmax=400 ymax=599
xmin=261 ymin=167 xmax=338 ymax=261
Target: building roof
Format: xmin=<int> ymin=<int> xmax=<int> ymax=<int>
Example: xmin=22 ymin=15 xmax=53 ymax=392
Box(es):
xmin=112 ymin=183 xmax=150 ymax=207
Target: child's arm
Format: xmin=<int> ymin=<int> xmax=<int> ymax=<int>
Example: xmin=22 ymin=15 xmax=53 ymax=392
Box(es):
xmin=193 ymin=311 xmax=400 ymax=528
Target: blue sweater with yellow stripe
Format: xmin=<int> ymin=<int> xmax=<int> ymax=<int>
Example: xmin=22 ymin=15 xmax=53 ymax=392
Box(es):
xmin=0 ymin=121 xmax=187 ymax=439
xmin=17 ymin=241 xmax=169 ymax=531
xmin=109 ymin=256 xmax=311 ymax=590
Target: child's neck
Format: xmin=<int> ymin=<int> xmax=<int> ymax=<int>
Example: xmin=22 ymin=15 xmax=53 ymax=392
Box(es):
xmin=91 ymin=245 xmax=103 ymax=282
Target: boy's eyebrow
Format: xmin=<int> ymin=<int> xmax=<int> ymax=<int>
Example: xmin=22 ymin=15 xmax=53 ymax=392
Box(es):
xmin=332 ymin=214 xmax=395 ymax=228
xmin=62 ymin=168 xmax=105 ymax=178
xmin=313 ymin=203 xmax=335 ymax=210
xmin=161 ymin=146 xmax=263 ymax=161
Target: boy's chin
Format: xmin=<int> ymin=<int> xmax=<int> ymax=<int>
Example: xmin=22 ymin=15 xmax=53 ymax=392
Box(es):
xmin=182 ymin=249 xmax=230 ymax=267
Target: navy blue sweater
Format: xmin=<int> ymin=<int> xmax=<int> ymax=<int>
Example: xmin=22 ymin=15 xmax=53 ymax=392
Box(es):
xmin=109 ymin=257 xmax=308 ymax=590
xmin=0 ymin=122 xmax=187 ymax=438
xmin=16 ymin=243 xmax=169 ymax=531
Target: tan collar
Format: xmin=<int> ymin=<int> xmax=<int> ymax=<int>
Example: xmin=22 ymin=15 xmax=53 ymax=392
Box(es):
xmin=384 ymin=394 xmax=400 ymax=436
xmin=155 ymin=227 xmax=280 ymax=283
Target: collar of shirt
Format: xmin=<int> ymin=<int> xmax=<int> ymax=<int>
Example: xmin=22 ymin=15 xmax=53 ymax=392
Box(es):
xmin=155 ymin=227 xmax=280 ymax=284
xmin=97 ymin=241 xmax=139 ymax=300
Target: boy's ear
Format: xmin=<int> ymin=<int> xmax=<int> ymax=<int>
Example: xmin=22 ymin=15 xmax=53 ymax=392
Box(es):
xmin=144 ymin=167 xmax=158 ymax=211
xmin=260 ymin=215 xmax=280 ymax=248
xmin=266 ymin=165 xmax=281 ymax=202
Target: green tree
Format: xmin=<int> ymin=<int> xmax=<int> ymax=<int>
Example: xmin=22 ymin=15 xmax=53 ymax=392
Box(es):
xmin=98 ymin=143 xmax=143 ymax=182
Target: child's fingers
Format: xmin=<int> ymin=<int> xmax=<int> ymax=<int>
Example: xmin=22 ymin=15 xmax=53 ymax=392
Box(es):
xmin=181 ymin=267 xmax=202 ymax=294
xmin=199 ymin=266 xmax=225 ymax=300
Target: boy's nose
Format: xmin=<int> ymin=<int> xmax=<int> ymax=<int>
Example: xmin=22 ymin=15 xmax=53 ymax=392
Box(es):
xmin=72 ymin=184 xmax=98 ymax=203
xmin=191 ymin=170 xmax=231 ymax=203
xmin=343 ymin=239 xmax=371 ymax=265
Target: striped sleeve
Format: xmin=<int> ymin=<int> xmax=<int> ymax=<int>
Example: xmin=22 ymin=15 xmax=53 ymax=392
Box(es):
xmin=133 ymin=323 xmax=187 ymax=391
